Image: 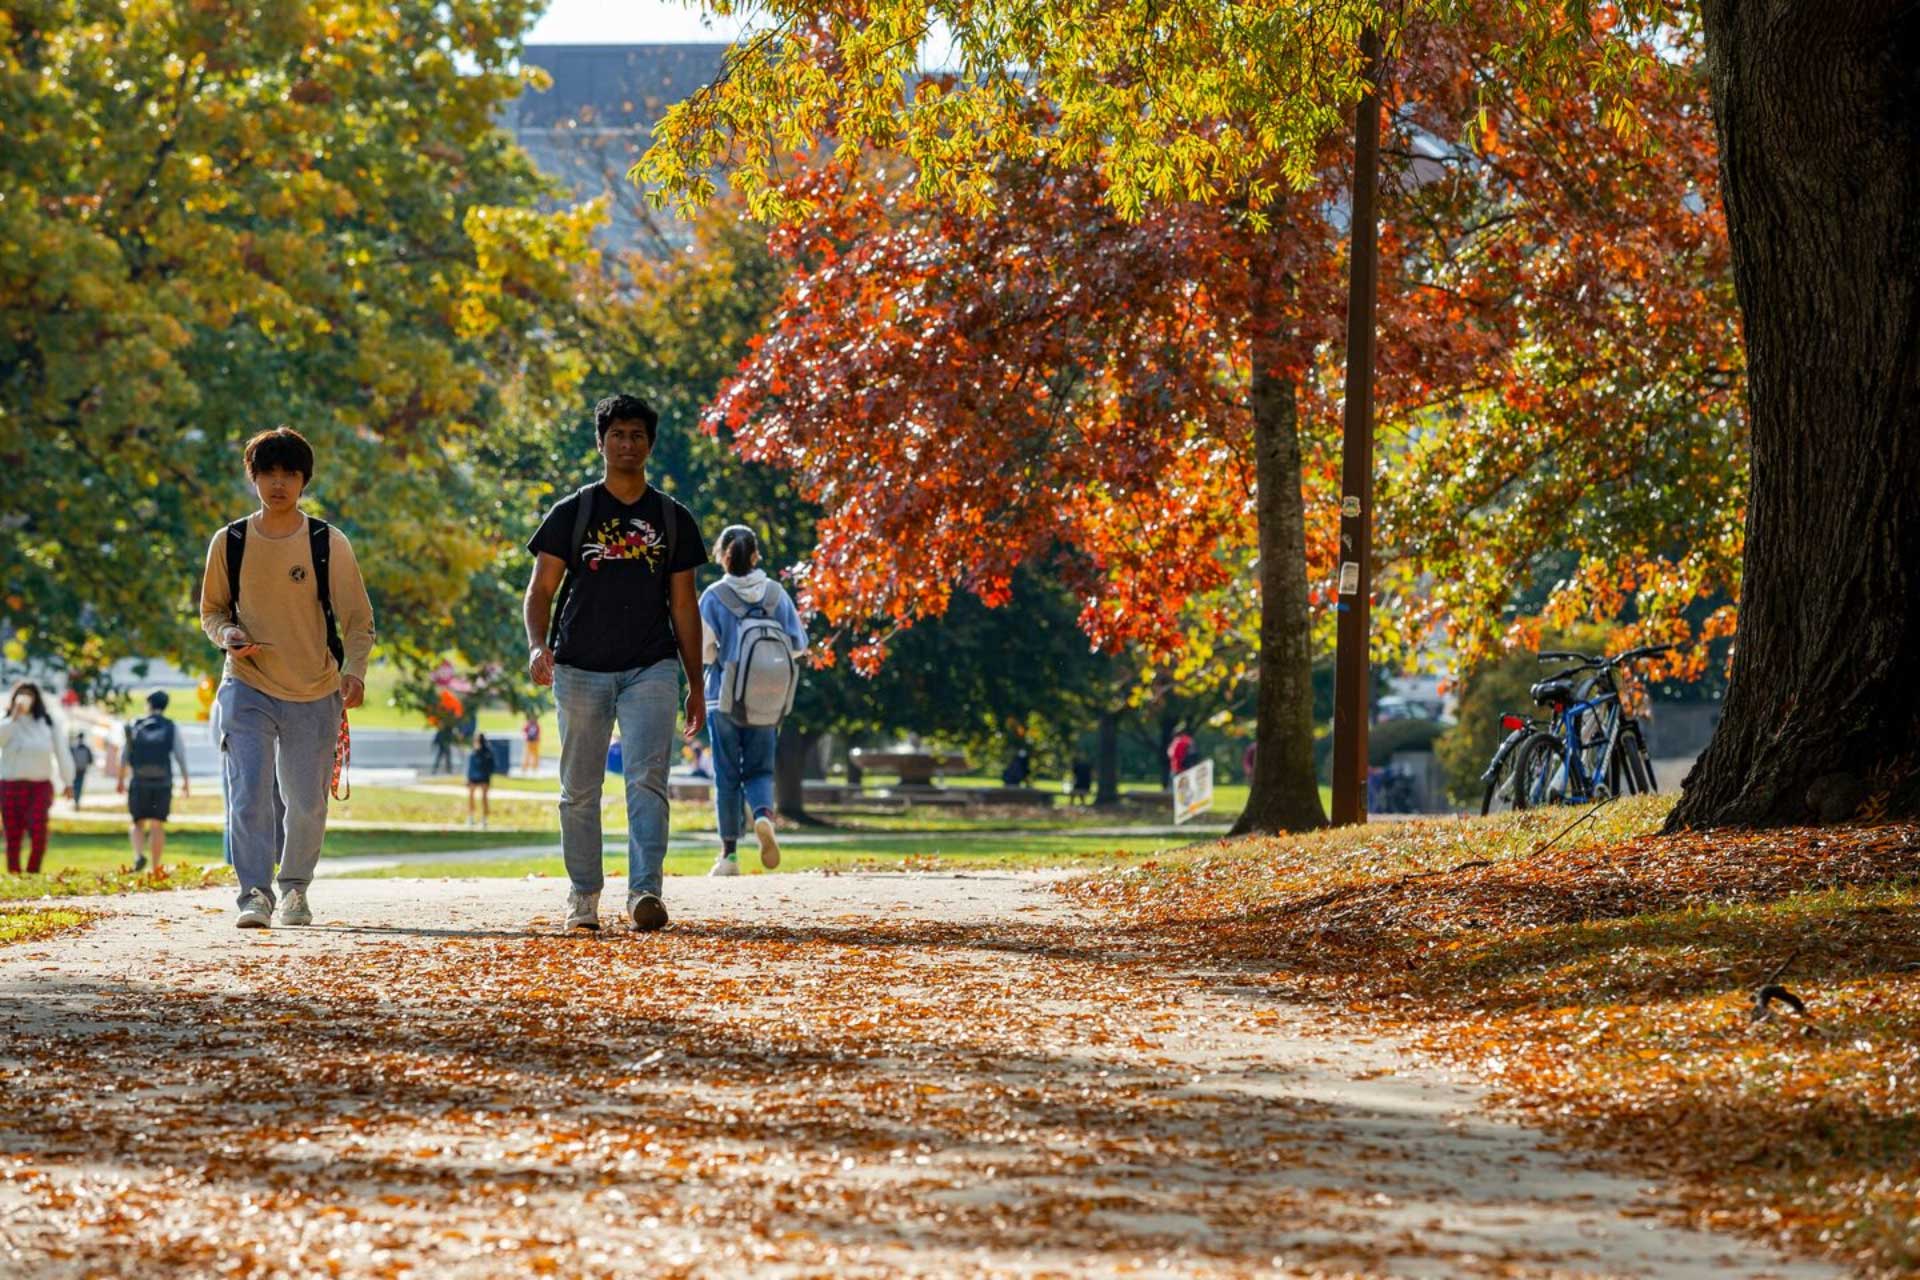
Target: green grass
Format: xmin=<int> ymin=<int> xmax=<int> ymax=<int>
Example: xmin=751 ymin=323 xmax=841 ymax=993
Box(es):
xmin=43 ymin=824 xmax=529 ymax=867
xmin=0 ymin=906 xmax=89 ymax=944
xmin=115 ymin=662 xmax=555 ymax=738
xmin=79 ymin=783 xmax=681 ymax=833
xmin=339 ymin=830 xmax=1187 ymax=879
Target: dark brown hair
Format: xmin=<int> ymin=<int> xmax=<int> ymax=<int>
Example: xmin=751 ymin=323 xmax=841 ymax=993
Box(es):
xmin=243 ymin=426 xmax=315 ymax=483
xmin=7 ymin=681 xmax=50 ymax=725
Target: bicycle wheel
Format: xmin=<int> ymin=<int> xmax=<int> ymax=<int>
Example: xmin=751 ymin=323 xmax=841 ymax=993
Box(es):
xmin=1496 ymin=733 xmax=1559 ymax=810
xmin=1606 ymin=724 xmax=1656 ymax=796
xmin=1625 ymin=724 xmax=1656 ymax=794
xmin=1482 ymin=744 xmax=1526 ymax=815
xmin=1604 ymin=743 xmax=1632 ymax=797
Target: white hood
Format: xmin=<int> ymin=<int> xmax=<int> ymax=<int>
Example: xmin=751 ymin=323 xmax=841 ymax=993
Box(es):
xmin=721 ymin=569 xmax=772 ymax=604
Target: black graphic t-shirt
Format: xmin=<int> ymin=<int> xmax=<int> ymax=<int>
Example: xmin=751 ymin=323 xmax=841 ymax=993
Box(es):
xmin=527 ymin=484 xmax=708 ymax=673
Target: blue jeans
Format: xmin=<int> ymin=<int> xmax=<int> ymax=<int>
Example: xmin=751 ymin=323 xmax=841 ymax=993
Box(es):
xmin=216 ymin=679 xmax=338 ymax=908
xmin=708 ymin=712 xmax=776 ymax=842
xmin=554 ymin=661 xmax=679 ymax=897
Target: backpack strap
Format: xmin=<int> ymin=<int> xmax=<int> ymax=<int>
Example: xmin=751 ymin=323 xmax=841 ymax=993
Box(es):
xmin=224 ymin=518 xmax=249 ymax=623
xmin=655 ymin=488 xmax=680 ymax=601
xmin=568 ymin=482 xmax=597 ymax=568
xmin=307 ymin=518 xmax=345 ymax=671
xmin=713 ymin=582 xmax=761 ymax=619
xmin=546 ymin=483 xmax=601 ymax=650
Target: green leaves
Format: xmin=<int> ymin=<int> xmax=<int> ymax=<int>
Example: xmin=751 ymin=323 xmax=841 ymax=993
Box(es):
xmin=641 ymin=0 xmax=1681 ymax=225
xmin=0 ymin=0 xmax=594 ymax=688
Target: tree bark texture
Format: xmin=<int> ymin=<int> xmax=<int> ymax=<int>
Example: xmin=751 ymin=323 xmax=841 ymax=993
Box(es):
xmin=775 ymin=729 xmax=820 ymax=821
xmin=1095 ymin=709 xmax=1121 ymax=807
xmin=1670 ymin=3 xmax=1920 ymax=827
xmin=1231 ymin=328 xmax=1329 ymax=836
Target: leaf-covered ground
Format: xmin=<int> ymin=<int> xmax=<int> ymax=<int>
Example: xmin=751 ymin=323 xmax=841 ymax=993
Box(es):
xmin=0 ymin=908 xmax=90 ymax=947
xmin=0 ymin=871 xmax=1838 ymax=1278
xmin=1066 ymin=799 xmax=1920 ymax=1275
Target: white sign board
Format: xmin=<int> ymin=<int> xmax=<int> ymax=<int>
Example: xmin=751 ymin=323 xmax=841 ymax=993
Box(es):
xmin=1173 ymin=759 xmax=1214 ymax=825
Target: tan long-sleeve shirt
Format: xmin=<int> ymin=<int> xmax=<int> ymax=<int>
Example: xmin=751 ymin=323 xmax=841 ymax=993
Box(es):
xmin=199 ymin=514 xmax=376 ymax=703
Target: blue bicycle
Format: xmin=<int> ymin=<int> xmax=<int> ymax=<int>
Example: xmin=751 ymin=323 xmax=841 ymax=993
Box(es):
xmin=1481 ymin=645 xmax=1669 ymax=813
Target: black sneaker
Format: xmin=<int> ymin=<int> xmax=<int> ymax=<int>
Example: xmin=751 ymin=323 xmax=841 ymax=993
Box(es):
xmin=133 ymin=854 xmax=147 ymax=872
xmin=627 ymin=892 xmax=669 ymax=932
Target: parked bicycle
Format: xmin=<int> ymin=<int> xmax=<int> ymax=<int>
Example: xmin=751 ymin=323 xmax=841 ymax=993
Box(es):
xmin=1480 ymin=645 xmax=1669 ymax=814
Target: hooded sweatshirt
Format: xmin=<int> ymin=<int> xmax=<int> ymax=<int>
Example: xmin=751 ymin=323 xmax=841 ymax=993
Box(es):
xmin=0 ymin=712 xmax=76 ymax=787
xmin=699 ymin=570 xmax=808 ymax=712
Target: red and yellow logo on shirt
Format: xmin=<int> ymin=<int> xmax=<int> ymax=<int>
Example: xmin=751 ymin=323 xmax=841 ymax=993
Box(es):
xmin=583 ymin=518 xmax=665 ymax=572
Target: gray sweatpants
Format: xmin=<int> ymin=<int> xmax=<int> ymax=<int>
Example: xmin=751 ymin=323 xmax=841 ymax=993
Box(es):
xmin=216 ymin=679 xmax=339 ymax=908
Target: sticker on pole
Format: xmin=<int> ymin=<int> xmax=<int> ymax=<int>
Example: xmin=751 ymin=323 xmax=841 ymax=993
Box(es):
xmin=1173 ymin=760 xmax=1214 ymax=825
xmin=1338 ymin=561 xmax=1361 ymax=595
xmin=1341 ymin=496 xmax=1361 ymax=517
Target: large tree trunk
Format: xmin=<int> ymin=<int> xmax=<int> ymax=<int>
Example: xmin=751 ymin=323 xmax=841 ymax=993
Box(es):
xmin=1095 ymin=709 xmax=1121 ymax=807
xmin=1669 ymin=5 xmax=1920 ymax=828
xmin=1231 ymin=339 xmax=1328 ymax=836
xmin=775 ymin=729 xmax=821 ymax=822
xmin=1157 ymin=709 xmax=1178 ymax=789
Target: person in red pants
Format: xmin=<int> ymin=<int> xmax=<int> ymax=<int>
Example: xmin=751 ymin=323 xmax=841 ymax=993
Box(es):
xmin=1 ymin=682 xmax=75 ymax=874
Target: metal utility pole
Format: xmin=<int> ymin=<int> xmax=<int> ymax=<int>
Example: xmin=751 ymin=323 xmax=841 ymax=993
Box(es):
xmin=1330 ymin=27 xmax=1384 ymax=827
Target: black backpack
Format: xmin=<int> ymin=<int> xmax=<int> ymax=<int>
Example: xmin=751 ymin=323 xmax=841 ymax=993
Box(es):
xmin=546 ymin=483 xmax=681 ymax=649
xmin=225 ymin=516 xmax=344 ymax=670
xmin=126 ymin=715 xmax=176 ymax=782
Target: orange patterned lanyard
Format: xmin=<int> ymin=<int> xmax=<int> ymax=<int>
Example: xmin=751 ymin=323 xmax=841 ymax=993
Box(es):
xmin=331 ymin=708 xmax=351 ymax=802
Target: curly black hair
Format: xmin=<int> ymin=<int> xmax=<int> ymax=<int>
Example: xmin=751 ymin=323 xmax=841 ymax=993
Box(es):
xmin=594 ymin=394 xmax=659 ymax=444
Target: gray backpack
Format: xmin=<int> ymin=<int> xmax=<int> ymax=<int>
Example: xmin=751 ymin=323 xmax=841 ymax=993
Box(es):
xmin=714 ymin=583 xmax=798 ymax=727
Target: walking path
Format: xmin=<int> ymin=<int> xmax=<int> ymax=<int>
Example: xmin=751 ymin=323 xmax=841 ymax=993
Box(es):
xmin=0 ymin=874 xmax=1833 ymax=1278
xmin=319 ymin=825 xmax=1232 ymax=873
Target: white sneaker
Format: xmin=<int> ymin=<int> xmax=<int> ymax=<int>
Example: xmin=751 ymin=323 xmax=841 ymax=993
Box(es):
xmin=236 ymin=889 xmax=272 ymax=929
xmin=277 ymin=887 xmax=312 ymax=926
xmin=627 ymin=892 xmax=669 ymax=932
xmin=708 ymin=855 xmax=740 ymax=877
xmin=753 ymin=814 xmax=781 ymax=870
xmin=565 ymin=890 xmax=601 ymax=931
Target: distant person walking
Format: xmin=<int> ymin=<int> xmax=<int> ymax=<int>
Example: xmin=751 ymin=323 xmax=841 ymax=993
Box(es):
xmin=200 ymin=427 xmax=376 ymax=929
xmin=1167 ymin=727 xmax=1196 ymax=784
xmin=1000 ymin=747 xmax=1031 ymax=788
xmin=0 ymin=682 xmax=74 ymax=874
xmin=120 ymin=691 xmax=192 ymax=873
xmin=430 ymin=723 xmax=455 ymax=775
xmin=521 ymin=713 xmax=542 ymax=774
xmin=466 ymin=732 xmax=496 ymax=828
xmin=1070 ymin=757 xmax=1094 ymax=806
xmin=699 ymin=525 xmax=806 ymax=877
xmin=69 ymin=733 xmax=95 ymax=809
xmin=523 ymin=394 xmax=708 ymax=931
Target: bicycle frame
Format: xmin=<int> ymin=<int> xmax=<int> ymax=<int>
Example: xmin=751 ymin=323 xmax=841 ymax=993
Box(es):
xmin=1548 ymin=692 xmax=1624 ymax=803
xmin=1481 ymin=642 xmax=1670 ymax=812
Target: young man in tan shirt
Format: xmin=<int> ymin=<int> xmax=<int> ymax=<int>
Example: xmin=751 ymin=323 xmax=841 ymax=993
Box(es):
xmin=199 ymin=427 xmax=375 ymax=928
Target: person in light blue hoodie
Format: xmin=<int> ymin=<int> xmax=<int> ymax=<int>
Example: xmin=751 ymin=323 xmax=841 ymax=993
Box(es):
xmin=699 ymin=525 xmax=807 ymax=876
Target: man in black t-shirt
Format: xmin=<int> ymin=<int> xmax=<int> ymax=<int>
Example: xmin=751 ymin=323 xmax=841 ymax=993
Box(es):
xmin=524 ymin=394 xmax=709 ymax=933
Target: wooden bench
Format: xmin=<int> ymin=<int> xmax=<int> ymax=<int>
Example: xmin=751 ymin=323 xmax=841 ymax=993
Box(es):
xmin=848 ymin=749 xmax=969 ymax=789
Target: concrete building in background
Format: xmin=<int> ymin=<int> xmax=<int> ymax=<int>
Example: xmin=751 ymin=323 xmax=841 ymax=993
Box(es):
xmin=506 ymin=43 xmax=730 ymax=256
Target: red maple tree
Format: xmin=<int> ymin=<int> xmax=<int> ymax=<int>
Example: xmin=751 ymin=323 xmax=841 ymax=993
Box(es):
xmin=709 ymin=15 xmax=1738 ymax=830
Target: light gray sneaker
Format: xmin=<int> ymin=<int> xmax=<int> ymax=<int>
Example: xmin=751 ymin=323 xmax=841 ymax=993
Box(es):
xmin=277 ymin=887 xmax=312 ymax=927
xmin=707 ymin=855 xmax=740 ymax=877
xmin=236 ymin=889 xmax=273 ymax=930
xmin=627 ymin=892 xmax=669 ymax=932
xmin=565 ymin=889 xmax=601 ymax=932
xmin=753 ymin=814 xmax=782 ymax=870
